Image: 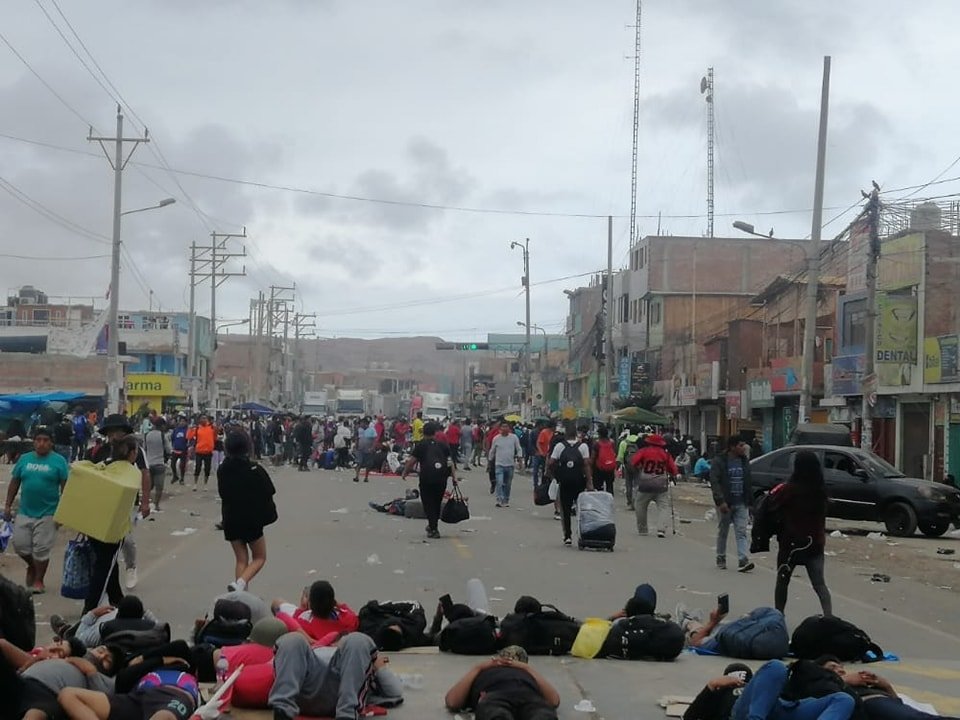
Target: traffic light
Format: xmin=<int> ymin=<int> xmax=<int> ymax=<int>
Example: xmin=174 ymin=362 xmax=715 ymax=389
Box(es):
xmin=435 ymin=342 xmax=489 ymax=351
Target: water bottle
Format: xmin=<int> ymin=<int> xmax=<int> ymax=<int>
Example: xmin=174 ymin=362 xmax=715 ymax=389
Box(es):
xmin=398 ymin=673 xmax=424 ymax=690
xmin=215 ymin=657 xmax=229 ymax=686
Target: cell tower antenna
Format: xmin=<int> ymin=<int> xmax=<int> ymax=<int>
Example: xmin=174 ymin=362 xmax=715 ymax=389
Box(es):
xmin=700 ymin=67 xmax=715 ymax=238
xmin=629 ymin=0 xmax=642 ymax=245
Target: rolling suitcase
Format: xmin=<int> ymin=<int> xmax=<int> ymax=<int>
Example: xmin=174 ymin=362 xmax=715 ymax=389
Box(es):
xmin=576 ymin=491 xmax=616 ymax=551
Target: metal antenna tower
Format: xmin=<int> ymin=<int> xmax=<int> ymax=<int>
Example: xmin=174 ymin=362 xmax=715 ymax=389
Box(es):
xmin=700 ymin=67 xmax=715 ymax=237
xmin=629 ymin=0 xmax=642 ymax=246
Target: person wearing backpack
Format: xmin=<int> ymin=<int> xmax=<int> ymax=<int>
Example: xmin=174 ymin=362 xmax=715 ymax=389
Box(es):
xmin=769 ymin=450 xmax=832 ymax=617
xmin=591 ymin=424 xmax=618 ymax=495
xmin=403 ymin=421 xmax=457 ymax=539
xmin=548 ymin=424 xmax=593 ymax=546
xmin=617 ymin=426 xmax=642 ymax=510
xmin=630 ymin=434 xmax=678 ymax=538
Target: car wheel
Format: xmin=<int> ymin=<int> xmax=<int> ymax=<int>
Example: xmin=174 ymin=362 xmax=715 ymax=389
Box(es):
xmin=883 ymin=502 xmax=918 ymax=537
xmin=918 ymin=519 xmax=950 ymax=538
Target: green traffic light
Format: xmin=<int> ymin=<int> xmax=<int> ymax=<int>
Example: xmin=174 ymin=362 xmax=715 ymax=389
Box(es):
xmin=469 ymin=343 xmax=478 ymax=350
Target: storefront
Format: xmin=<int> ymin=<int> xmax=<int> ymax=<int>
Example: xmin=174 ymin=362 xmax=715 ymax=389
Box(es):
xmin=124 ymin=373 xmax=186 ymax=413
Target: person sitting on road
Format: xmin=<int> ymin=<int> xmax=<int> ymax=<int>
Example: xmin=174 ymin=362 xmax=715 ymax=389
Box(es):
xmin=819 ymin=656 xmax=953 ymax=720
xmin=684 ymin=659 xmax=854 ymax=720
xmin=445 ymin=645 xmax=560 ymax=720
xmin=0 ymin=641 xmax=120 ymax=720
xmin=272 ymin=580 xmax=360 ymax=643
xmin=51 ymin=596 xmax=161 ymax=649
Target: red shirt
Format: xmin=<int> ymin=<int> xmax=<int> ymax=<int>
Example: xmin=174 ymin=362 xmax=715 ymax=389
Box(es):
xmin=630 ymin=446 xmax=679 ymax=475
xmin=446 ymin=425 xmax=461 ymax=446
xmin=277 ymin=603 xmax=359 ymax=642
xmin=536 ymin=428 xmax=554 ymax=458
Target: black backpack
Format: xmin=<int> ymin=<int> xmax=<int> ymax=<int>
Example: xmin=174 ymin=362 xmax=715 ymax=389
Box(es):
xmin=438 ymin=614 xmax=499 ymax=655
xmin=555 ymin=441 xmax=585 ymax=483
xmin=358 ymin=601 xmax=428 ymax=649
xmin=0 ymin=573 xmax=35 ymax=651
xmin=533 ymin=479 xmax=552 ymax=506
xmin=790 ymin=615 xmax=884 ymax=663
xmin=750 ymin=484 xmax=785 ymax=554
xmin=101 ymin=624 xmax=172 ymax=661
xmin=600 ymin=615 xmax=685 ymax=661
xmin=499 ymin=604 xmax=581 ymax=656
xmin=420 ymin=440 xmax=451 ymax=481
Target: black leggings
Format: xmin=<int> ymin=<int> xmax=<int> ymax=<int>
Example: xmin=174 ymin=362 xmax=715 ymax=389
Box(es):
xmin=559 ymin=480 xmax=586 ymax=540
xmin=171 ymin=452 xmax=187 ymax=480
xmin=194 ymin=453 xmax=212 ymax=480
xmin=775 ymin=549 xmax=832 ymax=616
xmin=594 ymin=469 xmax=615 ymax=494
xmin=476 ymin=689 xmax=558 ymax=720
xmin=419 ymin=478 xmax=446 ymax=532
xmin=84 ymin=539 xmax=123 ymax=613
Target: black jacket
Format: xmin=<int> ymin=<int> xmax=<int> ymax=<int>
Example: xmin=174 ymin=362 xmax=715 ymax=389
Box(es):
xmin=710 ymin=453 xmax=754 ymax=508
xmin=217 ymin=456 xmax=277 ymax=532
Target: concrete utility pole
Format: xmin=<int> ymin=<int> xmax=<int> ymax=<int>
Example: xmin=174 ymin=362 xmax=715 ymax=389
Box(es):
xmin=511 ymin=239 xmax=531 ymax=416
xmin=292 ymin=311 xmax=316 ymax=405
xmin=266 ymin=285 xmax=296 ymax=406
xmin=605 ymin=216 xmax=614 ymax=415
xmin=800 ymin=56 xmax=831 ymax=424
xmin=88 ymin=106 xmax=149 ymax=413
xmin=861 ymin=188 xmax=881 ymax=451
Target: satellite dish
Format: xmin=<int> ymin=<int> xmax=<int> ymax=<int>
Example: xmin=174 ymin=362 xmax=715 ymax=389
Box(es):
xmin=699 ymin=76 xmax=708 ymax=94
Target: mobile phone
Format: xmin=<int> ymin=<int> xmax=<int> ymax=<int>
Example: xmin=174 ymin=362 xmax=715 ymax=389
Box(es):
xmin=439 ymin=594 xmax=454 ymax=615
xmin=717 ymin=593 xmax=730 ymax=617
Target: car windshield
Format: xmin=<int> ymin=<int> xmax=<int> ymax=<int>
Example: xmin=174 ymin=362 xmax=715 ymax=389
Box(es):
xmin=859 ymin=451 xmax=905 ymax=478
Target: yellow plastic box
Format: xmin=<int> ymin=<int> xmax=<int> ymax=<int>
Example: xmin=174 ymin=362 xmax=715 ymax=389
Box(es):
xmin=54 ymin=460 xmax=141 ymax=543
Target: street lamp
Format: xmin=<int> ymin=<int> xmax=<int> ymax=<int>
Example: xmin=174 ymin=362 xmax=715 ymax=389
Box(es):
xmin=733 ymin=220 xmax=819 ymax=423
xmin=510 ymin=239 xmax=531 ymax=416
xmin=106 ymin=197 xmax=177 ymax=413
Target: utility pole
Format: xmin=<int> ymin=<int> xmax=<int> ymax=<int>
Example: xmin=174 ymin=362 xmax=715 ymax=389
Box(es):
xmin=292 ymin=312 xmax=316 ymax=407
xmin=701 ymin=67 xmax=715 ymax=238
xmin=628 ymin=0 xmax=642 ymax=249
xmin=799 ymin=56 xmax=831 ymax=424
xmin=605 ymin=216 xmax=614 ymax=414
xmin=266 ymin=285 xmax=296 ymax=406
xmin=511 ymin=239 xmax=531 ymax=417
xmin=88 ymin=106 xmax=149 ymax=413
xmin=861 ymin=188 xmax=881 ymax=451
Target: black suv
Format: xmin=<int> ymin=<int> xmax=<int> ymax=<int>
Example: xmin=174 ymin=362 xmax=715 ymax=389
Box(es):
xmin=750 ymin=445 xmax=960 ymax=537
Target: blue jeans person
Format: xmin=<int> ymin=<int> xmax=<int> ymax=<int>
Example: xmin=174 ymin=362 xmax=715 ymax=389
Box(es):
xmin=495 ymin=465 xmax=515 ymax=505
xmin=717 ymin=504 xmax=750 ymax=565
xmin=732 ymin=660 xmax=854 ymax=720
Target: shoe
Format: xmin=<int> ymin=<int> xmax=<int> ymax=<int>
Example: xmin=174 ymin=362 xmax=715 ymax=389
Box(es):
xmin=503 ymin=503 xmax=510 ymax=508
xmin=554 ymin=511 xmax=561 ymax=521
xmin=50 ymin=614 xmax=68 ymax=638
xmin=353 ymin=477 xmax=359 ymax=483
xmin=738 ymin=560 xmax=755 ymax=573
xmin=125 ymin=567 xmax=138 ymax=590
xmin=228 ymin=578 xmax=247 ymax=592
xmin=716 ymin=555 xmax=727 ymax=570
xmin=495 ymin=502 xmax=502 ymax=508
xmin=275 ymin=710 xmax=294 ymax=720
xmin=657 ymin=531 xmax=666 ymax=538
xmin=215 ymin=522 xmax=223 ymax=530
xmin=192 ymin=486 xmax=197 ymax=492
xmin=627 ymin=503 xmax=635 ymax=511
xmin=489 ymin=483 xmax=495 ymax=494
xmin=363 ymin=478 xmax=369 ymax=482
xmin=563 ymin=536 xmax=572 ymax=546
xmin=427 ymin=528 xmax=441 ymax=539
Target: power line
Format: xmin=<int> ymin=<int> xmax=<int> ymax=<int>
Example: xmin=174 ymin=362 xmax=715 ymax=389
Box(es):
xmin=0 ymin=176 xmax=110 ymax=243
xmin=0 ymin=252 xmax=108 ymax=261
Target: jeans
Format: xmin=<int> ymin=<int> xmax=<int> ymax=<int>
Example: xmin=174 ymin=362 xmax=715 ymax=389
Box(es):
xmin=732 ymin=661 xmax=854 ymax=720
xmin=54 ymin=445 xmax=71 ymax=462
xmin=71 ymin=438 xmax=87 ymax=461
xmin=860 ymin=695 xmax=959 ymax=720
xmin=461 ymin=442 xmax=472 ymax=467
xmin=717 ymin=504 xmax=750 ymax=564
xmin=495 ymin=465 xmax=515 ymax=504
xmin=635 ymin=490 xmax=670 ymax=535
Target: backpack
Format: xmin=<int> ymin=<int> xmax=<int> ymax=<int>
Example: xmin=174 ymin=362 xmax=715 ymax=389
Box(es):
xmin=790 ymin=615 xmax=884 ymax=663
xmin=499 ymin=604 xmax=581 ymax=656
xmin=0 ymin=573 xmax=36 ymax=651
xmin=600 ymin=615 xmax=684 ymax=661
xmin=715 ymin=607 xmax=789 ymax=660
xmin=750 ymin=484 xmax=785 ymax=554
xmin=596 ymin=440 xmax=617 ymax=472
xmin=193 ymin=599 xmax=253 ymax=648
xmin=420 ymin=440 xmax=451 ymax=481
xmin=101 ymin=624 xmax=172 ymax=661
xmin=555 ymin=441 xmax=585 ymax=484
xmin=438 ymin=614 xmax=499 ymax=655
xmin=358 ymin=601 xmax=428 ymax=649
xmin=533 ymin=479 xmax=553 ymax=506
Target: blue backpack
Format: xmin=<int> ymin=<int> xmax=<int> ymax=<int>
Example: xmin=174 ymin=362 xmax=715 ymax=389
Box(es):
xmin=715 ymin=607 xmax=789 ymax=660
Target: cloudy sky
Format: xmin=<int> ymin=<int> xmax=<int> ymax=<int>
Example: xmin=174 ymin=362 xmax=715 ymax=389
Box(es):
xmin=0 ymin=1 xmax=954 ymax=341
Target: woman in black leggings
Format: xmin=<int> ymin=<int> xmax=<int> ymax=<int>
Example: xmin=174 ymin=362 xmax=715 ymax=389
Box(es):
xmin=770 ymin=450 xmax=832 ymax=616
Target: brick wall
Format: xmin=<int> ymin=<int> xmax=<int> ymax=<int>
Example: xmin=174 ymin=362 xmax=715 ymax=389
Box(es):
xmin=0 ymin=353 xmax=107 ymax=394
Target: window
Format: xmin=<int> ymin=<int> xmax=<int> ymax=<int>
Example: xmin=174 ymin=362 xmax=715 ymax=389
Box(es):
xmin=31 ymin=309 xmax=49 ymax=324
xmin=649 ymin=300 xmax=661 ymax=325
xmin=639 ymin=246 xmax=646 ymax=269
xmin=842 ymin=298 xmax=867 ymax=349
xmin=619 ymin=293 xmax=630 ymax=324
xmin=824 ymin=451 xmax=859 ymax=476
xmin=769 ymin=451 xmax=796 ymax=471
xmin=118 ymin=314 xmax=134 ymax=330
xmin=147 ymin=354 xmax=158 ymax=372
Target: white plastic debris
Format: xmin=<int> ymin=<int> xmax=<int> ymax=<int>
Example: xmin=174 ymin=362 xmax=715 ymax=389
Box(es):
xmin=366 ymin=554 xmax=382 ymax=565
xmin=704 ymin=509 xmax=716 ymax=521
xmin=330 ymin=508 xmax=349 ymax=514
xmin=866 ymin=532 xmax=885 ymax=540
xmin=829 ymin=530 xmax=847 ymax=538
xmin=170 ymin=528 xmax=197 ymax=536
xmin=574 ymin=699 xmax=596 ymax=712
xmin=494 ymin=586 xmax=507 ymax=591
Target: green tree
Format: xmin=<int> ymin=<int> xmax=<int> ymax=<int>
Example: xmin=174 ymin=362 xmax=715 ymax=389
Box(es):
xmin=612 ymin=390 xmax=661 ymax=411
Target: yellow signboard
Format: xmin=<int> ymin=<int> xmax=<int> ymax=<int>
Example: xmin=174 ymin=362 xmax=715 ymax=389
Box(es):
xmin=875 ymin=294 xmax=917 ymax=387
xmin=125 ymin=373 xmax=184 ymax=397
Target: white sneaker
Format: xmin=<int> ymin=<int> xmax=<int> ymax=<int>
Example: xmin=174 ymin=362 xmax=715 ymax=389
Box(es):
xmin=227 ymin=578 xmax=247 ymax=592
xmin=125 ymin=567 xmax=138 ymax=590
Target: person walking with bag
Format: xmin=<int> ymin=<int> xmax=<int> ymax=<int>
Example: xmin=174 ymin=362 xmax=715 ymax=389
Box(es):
xmin=402 ymin=422 xmax=457 ymax=539
xmin=769 ymin=450 xmax=832 ymax=616
xmin=218 ymin=431 xmax=278 ymax=592
xmin=548 ymin=424 xmax=593 ymax=546
xmin=591 ymin=425 xmax=618 ymax=495
xmin=629 ymin=434 xmax=678 ymax=538
xmin=710 ymin=436 xmax=755 ymax=573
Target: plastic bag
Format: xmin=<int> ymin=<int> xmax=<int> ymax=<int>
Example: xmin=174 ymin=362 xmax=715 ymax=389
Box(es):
xmin=61 ymin=535 xmax=95 ymax=600
xmin=547 ymin=479 xmax=559 ymax=501
xmin=0 ymin=520 xmax=12 ymax=553
xmin=571 ymin=617 xmax=613 ymax=658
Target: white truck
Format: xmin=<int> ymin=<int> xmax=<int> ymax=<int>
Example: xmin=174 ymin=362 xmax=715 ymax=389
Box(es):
xmin=301 ymin=391 xmax=328 ymax=416
xmin=335 ymin=389 xmax=367 ymax=417
xmin=418 ymin=391 xmax=452 ymax=421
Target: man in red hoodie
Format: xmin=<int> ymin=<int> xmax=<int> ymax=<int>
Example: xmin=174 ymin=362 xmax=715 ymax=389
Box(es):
xmin=630 ymin=434 xmax=678 ymax=538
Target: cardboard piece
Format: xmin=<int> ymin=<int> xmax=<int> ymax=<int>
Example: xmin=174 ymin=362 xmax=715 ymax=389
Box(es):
xmin=54 ymin=460 xmax=140 ymax=543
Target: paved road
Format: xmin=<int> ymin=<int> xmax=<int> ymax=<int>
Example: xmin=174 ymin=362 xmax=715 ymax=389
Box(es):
xmin=2 ymin=464 xmax=958 ymax=717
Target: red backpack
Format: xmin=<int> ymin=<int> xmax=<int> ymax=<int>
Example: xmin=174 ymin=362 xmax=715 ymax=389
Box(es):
xmin=596 ymin=439 xmax=617 ymax=472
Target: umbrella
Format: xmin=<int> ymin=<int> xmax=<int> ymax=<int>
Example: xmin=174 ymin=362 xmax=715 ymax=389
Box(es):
xmin=611 ymin=406 xmax=671 ymax=426
xmin=503 ymin=414 xmax=523 ymax=423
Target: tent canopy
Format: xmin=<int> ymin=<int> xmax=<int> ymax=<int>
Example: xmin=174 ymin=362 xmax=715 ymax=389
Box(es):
xmin=0 ymin=391 xmax=85 ymax=410
xmin=610 ymin=406 xmax=671 ymax=426
xmin=232 ymin=402 xmax=276 ymax=414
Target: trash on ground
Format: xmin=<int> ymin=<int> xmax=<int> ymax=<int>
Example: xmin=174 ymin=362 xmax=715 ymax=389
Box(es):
xmin=936 ymin=548 xmax=956 ymax=555
xmin=704 ymin=509 xmax=716 ymax=521
xmin=307 ymin=569 xmax=317 ymax=575
xmin=366 ymin=554 xmax=382 ymax=565
xmin=823 ymin=551 xmax=838 ymax=556
xmin=870 ymin=573 xmax=891 ymax=583
xmin=170 ymin=528 xmax=197 ymax=536
xmin=574 ymin=699 xmax=596 ymax=712
xmin=866 ymin=532 xmax=885 ymax=540
xmin=330 ymin=508 xmax=349 ymax=514
xmin=493 ymin=586 xmax=506 ymax=591
xmin=829 ymin=530 xmax=847 ymax=538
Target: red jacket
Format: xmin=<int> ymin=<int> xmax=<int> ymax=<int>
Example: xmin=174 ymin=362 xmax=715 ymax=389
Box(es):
xmin=630 ymin=435 xmax=678 ymax=491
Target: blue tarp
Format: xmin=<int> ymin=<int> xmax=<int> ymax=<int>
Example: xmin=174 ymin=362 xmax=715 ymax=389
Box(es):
xmin=0 ymin=391 xmax=85 ymax=410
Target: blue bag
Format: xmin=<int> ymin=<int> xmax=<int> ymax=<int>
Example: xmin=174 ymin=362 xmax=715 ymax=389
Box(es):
xmin=0 ymin=520 xmax=12 ymax=553
xmin=61 ymin=535 xmax=95 ymax=600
